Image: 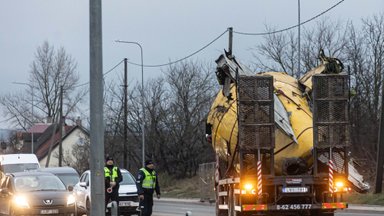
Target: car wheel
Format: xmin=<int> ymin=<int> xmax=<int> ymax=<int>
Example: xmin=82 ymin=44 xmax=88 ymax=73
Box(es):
xmin=75 ymin=204 xmax=84 ymax=216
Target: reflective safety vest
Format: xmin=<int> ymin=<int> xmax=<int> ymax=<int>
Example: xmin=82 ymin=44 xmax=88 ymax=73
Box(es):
xmin=140 ymin=168 xmax=156 ymax=189
xmin=104 ymin=166 xmax=119 ymax=182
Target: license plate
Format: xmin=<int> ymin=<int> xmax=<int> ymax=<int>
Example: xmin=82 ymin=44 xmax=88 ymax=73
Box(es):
xmin=40 ymin=209 xmax=59 ymax=214
xmin=282 ymin=187 xmax=308 ymax=193
xmin=119 ymin=201 xmax=132 ymax=206
xmin=277 ymin=204 xmax=312 ymax=210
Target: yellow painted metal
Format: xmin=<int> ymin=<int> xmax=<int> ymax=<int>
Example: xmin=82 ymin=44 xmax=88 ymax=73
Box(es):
xmin=207 ymin=71 xmax=315 ymax=175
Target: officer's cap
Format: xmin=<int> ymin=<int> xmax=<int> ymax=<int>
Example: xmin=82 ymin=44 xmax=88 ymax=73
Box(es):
xmin=145 ymin=159 xmax=154 ymax=166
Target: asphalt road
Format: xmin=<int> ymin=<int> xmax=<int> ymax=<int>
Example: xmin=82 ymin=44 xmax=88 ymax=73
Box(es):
xmin=152 ymin=199 xmax=384 ymax=216
xmin=81 ymin=199 xmax=384 ymax=215
xmin=153 ymin=200 xmax=214 ymax=216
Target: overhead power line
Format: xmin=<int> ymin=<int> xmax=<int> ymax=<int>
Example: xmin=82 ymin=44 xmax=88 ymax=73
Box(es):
xmin=72 ymin=0 xmax=344 ymax=79
xmin=74 ymin=59 xmax=124 ymax=88
xmin=125 ymin=0 xmax=343 ymax=69
xmin=127 ymin=29 xmax=229 ymax=68
xmin=234 ymin=0 xmax=344 ymax=36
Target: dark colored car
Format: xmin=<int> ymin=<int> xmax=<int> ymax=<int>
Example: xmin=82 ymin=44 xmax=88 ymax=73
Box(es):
xmin=39 ymin=167 xmax=80 ymax=187
xmin=0 ymin=171 xmax=76 ymax=216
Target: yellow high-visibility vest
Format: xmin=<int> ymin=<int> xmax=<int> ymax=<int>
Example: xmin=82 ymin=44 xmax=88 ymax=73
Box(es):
xmin=104 ymin=167 xmax=118 ymax=182
xmin=140 ymin=168 xmax=156 ymax=189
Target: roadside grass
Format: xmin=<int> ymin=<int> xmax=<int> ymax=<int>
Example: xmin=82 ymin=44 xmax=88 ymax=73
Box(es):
xmin=346 ymin=192 xmax=384 ymax=205
xmin=159 ymin=173 xmax=202 ymax=199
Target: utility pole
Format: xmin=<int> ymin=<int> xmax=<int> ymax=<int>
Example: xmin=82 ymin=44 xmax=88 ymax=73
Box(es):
xmin=31 ymin=86 xmax=34 ymax=153
xmin=90 ymin=0 xmax=105 ymax=215
xmin=375 ymin=81 xmax=384 ymax=193
xmin=114 ymin=40 xmax=146 ymax=167
xmin=123 ymin=58 xmax=129 ymax=170
xmin=59 ymin=86 xmax=63 ymax=167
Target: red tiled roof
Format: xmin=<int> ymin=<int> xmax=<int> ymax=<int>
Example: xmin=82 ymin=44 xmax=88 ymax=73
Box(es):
xmin=28 ymin=123 xmax=52 ymax=133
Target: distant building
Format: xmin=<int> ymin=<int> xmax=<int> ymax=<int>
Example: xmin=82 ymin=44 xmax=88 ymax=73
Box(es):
xmin=22 ymin=119 xmax=89 ymax=167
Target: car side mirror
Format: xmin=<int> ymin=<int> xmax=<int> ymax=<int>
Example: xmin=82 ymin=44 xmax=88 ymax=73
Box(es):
xmin=79 ymin=182 xmax=87 ymax=188
xmin=67 ymin=185 xmax=74 ymax=191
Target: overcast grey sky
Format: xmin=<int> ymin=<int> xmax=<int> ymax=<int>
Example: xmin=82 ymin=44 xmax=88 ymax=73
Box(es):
xmin=0 ymin=0 xmax=383 ymax=128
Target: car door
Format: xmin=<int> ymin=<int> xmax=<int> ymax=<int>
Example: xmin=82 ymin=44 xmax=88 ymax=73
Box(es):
xmin=80 ymin=172 xmax=90 ymax=210
xmin=75 ymin=172 xmax=88 ymax=210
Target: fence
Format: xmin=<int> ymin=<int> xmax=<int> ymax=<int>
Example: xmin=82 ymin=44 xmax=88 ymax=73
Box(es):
xmin=198 ymin=162 xmax=215 ymax=202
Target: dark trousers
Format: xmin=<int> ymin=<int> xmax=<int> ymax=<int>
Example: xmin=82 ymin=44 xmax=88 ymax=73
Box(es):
xmin=140 ymin=193 xmax=154 ymax=216
xmin=105 ymin=188 xmax=119 ymax=214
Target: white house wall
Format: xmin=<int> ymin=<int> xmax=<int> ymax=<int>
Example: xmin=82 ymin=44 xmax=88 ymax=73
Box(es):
xmin=39 ymin=128 xmax=86 ymax=167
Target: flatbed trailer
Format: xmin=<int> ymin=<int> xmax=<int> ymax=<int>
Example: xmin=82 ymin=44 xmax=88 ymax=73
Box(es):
xmin=211 ymin=54 xmax=351 ymax=216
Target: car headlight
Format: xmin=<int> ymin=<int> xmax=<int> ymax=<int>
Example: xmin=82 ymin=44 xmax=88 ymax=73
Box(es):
xmin=67 ymin=194 xmax=76 ymax=206
xmin=13 ymin=195 xmax=30 ymax=208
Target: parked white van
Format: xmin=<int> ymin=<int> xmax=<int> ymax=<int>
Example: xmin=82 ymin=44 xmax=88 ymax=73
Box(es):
xmin=0 ymin=153 xmax=40 ymax=174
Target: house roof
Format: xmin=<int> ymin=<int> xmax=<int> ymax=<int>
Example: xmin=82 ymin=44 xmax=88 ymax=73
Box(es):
xmin=35 ymin=124 xmax=89 ymax=161
xmin=28 ymin=123 xmax=51 ymax=133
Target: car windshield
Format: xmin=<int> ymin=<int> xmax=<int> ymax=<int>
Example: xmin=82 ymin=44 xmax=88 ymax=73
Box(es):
xmin=2 ymin=163 xmax=39 ymax=173
xmin=120 ymin=172 xmax=136 ymax=185
xmin=56 ymin=174 xmax=79 ymax=187
xmin=14 ymin=175 xmax=67 ymax=192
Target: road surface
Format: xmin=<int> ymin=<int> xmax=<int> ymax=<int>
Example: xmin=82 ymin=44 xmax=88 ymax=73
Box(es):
xmin=153 ymin=199 xmax=214 ymax=216
xmin=152 ymin=199 xmax=384 ymax=216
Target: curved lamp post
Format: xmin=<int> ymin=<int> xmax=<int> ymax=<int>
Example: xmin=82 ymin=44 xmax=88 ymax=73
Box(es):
xmin=115 ymin=40 xmax=145 ymax=167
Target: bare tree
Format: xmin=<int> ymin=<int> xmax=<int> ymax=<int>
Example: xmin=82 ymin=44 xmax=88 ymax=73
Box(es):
xmin=144 ymin=77 xmax=173 ymax=174
xmin=0 ymin=41 xmax=86 ymax=129
xmin=345 ymin=14 xmax=384 ymax=178
xmin=160 ymin=61 xmax=216 ymax=178
xmin=103 ymin=73 xmax=146 ymax=171
xmin=67 ymin=135 xmax=91 ymax=174
xmin=251 ymin=18 xmax=348 ymax=77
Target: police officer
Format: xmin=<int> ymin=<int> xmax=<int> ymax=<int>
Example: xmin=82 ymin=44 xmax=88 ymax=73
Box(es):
xmin=136 ymin=159 xmax=161 ymax=216
xmin=104 ymin=156 xmax=123 ymax=213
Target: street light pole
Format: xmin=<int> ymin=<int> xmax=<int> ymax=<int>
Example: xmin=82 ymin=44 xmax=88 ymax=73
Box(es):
xmin=115 ymin=40 xmax=145 ymax=167
xmin=13 ymin=82 xmax=34 ymax=154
